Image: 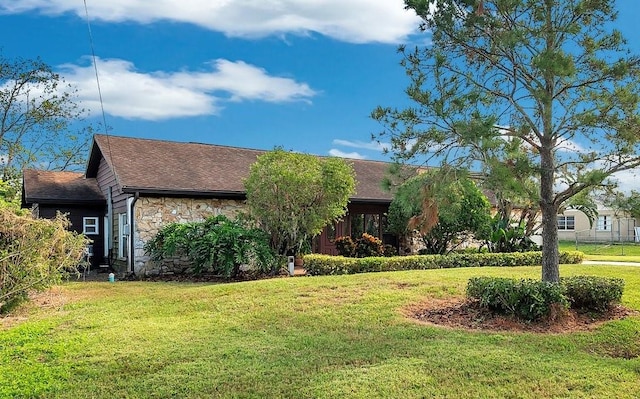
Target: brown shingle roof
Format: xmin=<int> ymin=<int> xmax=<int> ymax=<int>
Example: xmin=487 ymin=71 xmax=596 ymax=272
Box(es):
xmin=87 ymin=135 xmax=395 ymax=202
xmin=22 ymin=169 xmax=105 ymax=205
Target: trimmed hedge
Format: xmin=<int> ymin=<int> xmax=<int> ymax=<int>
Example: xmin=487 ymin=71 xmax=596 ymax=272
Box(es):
xmin=303 ymin=251 xmax=584 ymax=276
xmin=466 ymin=275 xmax=625 ymax=321
xmin=562 ymin=276 xmax=624 ymax=311
xmin=466 ymin=277 xmax=567 ymax=321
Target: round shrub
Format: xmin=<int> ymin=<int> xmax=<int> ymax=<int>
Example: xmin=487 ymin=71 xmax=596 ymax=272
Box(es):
xmin=334 ymin=236 xmax=356 ymax=257
xmin=466 ymin=277 xmax=568 ymax=321
xmin=561 ymin=276 xmax=624 ymax=311
xmin=355 ymin=233 xmax=385 ymax=257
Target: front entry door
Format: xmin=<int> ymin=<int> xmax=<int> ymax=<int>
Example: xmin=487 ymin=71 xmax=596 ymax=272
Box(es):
xmin=319 ymin=220 xmax=345 ymax=255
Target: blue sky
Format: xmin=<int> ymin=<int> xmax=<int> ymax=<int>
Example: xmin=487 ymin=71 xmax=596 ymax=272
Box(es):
xmin=0 ymin=0 xmax=424 ymax=162
xmin=0 ymin=0 xmax=639 ymax=168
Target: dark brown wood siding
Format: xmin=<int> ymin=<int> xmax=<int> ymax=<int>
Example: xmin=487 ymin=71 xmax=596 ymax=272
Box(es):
xmin=38 ymin=205 xmax=105 ymax=269
xmin=96 ymin=155 xmax=130 ymax=271
xmin=97 ymin=156 xmax=129 ymax=213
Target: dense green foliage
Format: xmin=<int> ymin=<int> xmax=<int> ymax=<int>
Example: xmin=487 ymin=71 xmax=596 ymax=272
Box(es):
xmin=144 ymin=215 xmax=276 ymax=278
xmin=373 ymin=0 xmax=640 ymax=282
xmin=334 ymin=233 xmax=386 ymax=257
xmin=304 ymin=251 xmax=583 ymax=276
xmin=562 ymin=276 xmax=625 ymax=311
xmin=485 ymin=214 xmax=539 ymax=253
xmin=468 ymin=274 xmax=626 ymax=321
xmin=244 ymin=149 xmax=355 ymax=256
xmin=604 ymin=190 xmax=640 ymax=219
xmin=387 ymin=169 xmax=491 ymax=254
xmin=467 ymin=277 xmax=568 ymax=321
xmin=0 ymin=208 xmax=87 ymax=313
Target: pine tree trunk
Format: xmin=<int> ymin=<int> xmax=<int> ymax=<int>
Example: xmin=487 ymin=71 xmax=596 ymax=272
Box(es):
xmin=539 ymin=142 xmax=560 ymax=283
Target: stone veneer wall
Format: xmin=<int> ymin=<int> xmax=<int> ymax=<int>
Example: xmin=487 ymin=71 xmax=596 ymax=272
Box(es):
xmin=133 ymin=197 xmax=246 ymax=274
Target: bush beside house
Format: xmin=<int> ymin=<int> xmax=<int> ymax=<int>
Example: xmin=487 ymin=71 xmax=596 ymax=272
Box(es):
xmin=0 ymin=207 xmax=88 ymax=313
xmin=144 ymin=215 xmax=277 ymax=278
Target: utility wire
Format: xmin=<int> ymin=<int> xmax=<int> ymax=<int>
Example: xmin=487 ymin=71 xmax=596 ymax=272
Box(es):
xmin=83 ymin=0 xmax=109 ymax=138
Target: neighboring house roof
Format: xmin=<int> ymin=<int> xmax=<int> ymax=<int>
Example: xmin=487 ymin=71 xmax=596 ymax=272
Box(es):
xmin=86 ymin=134 xmax=395 ymax=202
xmin=22 ymin=169 xmax=105 ymax=206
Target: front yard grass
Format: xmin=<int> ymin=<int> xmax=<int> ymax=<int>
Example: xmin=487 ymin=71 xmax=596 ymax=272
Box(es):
xmin=559 ymin=240 xmax=640 ymax=260
xmin=2 ymin=265 xmax=640 ymax=398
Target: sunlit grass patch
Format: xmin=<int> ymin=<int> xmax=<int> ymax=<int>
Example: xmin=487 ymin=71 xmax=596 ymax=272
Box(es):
xmin=1 ymin=265 xmax=639 ymax=398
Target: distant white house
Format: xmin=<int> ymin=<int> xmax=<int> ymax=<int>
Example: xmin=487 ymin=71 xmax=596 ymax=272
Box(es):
xmin=556 ymin=206 xmax=638 ymax=243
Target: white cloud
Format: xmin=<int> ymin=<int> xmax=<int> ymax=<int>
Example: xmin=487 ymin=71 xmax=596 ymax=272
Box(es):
xmin=610 ymin=169 xmax=640 ymax=194
xmin=0 ymin=0 xmax=421 ymax=44
xmin=332 ymin=139 xmax=390 ymax=152
xmin=59 ymin=57 xmax=316 ymax=120
xmin=328 ymin=149 xmax=366 ymax=159
xmin=557 ymin=138 xmax=588 ymax=153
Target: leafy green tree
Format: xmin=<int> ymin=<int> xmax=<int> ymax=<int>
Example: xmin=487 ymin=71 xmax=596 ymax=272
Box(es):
xmin=480 ymin=137 xmax=540 ymax=240
xmin=373 ymin=0 xmax=640 ymax=282
xmin=387 ymin=168 xmax=491 ymax=254
xmin=604 ymin=190 xmax=640 ymax=219
xmin=0 ymin=53 xmax=95 ymax=179
xmin=244 ymin=149 xmax=356 ymax=256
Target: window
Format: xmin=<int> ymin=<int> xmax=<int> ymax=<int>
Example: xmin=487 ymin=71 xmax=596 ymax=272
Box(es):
xmin=351 ymin=214 xmax=365 ymax=237
xmin=597 ymin=215 xmax=612 ymax=231
xmin=365 ymin=214 xmax=380 ymax=236
xmin=557 ymin=215 xmax=575 ymax=231
xmin=118 ymin=213 xmax=129 ymax=259
xmin=83 ymin=217 xmax=99 ymax=235
xmin=350 ymin=212 xmax=384 ymax=239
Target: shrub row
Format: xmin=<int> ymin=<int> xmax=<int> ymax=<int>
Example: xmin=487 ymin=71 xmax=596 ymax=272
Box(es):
xmin=303 ymin=251 xmax=584 ymax=276
xmin=466 ymin=275 xmax=625 ymax=320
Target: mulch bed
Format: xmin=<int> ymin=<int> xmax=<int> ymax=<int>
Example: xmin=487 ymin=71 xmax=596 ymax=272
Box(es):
xmin=406 ymin=298 xmax=637 ymax=334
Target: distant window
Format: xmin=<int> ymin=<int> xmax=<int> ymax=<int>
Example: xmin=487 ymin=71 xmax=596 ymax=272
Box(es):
xmin=350 ymin=212 xmax=384 ymax=239
xmin=350 ymin=214 xmax=363 ymax=238
xmin=597 ymin=216 xmax=611 ymax=231
xmin=118 ymin=213 xmax=129 ymax=259
xmin=365 ymin=214 xmax=380 ymax=236
xmin=557 ymin=216 xmax=575 ymax=231
xmin=83 ymin=217 xmax=99 ymax=235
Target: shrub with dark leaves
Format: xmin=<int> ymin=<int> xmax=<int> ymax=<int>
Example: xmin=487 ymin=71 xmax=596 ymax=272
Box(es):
xmin=562 ymin=276 xmax=624 ymax=311
xmin=334 ymin=236 xmax=356 ymax=257
xmin=466 ymin=277 xmax=568 ymax=321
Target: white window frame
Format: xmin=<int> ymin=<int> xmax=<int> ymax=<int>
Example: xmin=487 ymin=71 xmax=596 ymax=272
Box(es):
xmin=118 ymin=213 xmax=129 ymax=259
xmin=596 ymin=215 xmax=612 ymax=231
xmin=83 ymin=217 xmax=99 ymax=235
xmin=557 ymin=215 xmax=575 ymax=231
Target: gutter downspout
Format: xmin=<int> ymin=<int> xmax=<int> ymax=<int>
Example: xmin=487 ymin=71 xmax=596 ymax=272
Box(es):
xmin=107 ymin=187 xmax=113 ymax=266
xmin=126 ymin=192 xmax=140 ymax=274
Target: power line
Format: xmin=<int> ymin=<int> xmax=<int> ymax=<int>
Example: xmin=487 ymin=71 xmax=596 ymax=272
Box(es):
xmin=83 ymin=0 xmax=109 ymax=138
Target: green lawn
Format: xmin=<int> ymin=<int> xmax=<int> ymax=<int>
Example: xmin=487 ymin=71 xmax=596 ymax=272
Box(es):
xmin=559 ymin=240 xmax=640 ymax=262
xmin=2 ymin=265 xmax=640 ymax=398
